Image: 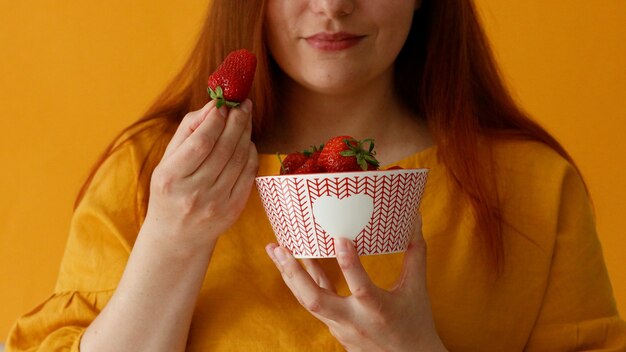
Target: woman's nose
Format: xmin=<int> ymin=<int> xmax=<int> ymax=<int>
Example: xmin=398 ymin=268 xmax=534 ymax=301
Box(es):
xmin=310 ymin=0 xmax=355 ymax=19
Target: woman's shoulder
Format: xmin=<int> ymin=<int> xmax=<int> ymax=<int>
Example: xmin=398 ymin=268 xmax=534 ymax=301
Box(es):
xmin=112 ymin=117 xmax=175 ymax=159
xmin=92 ymin=116 xmax=175 ymax=180
xmin=487 ymin=136 xmax=587 ymax=208
xmin=490 ymin=137 xmax=570 ymax=169
xmin=83 ymin=116 xmax=175 ymax=202
xmin=489 ymin=137 xmax=578 ymax=182
xmin=487 ymin=137 xmax=593 ymax=255
xmin=487 ymin=136 xmax=591 ymax=222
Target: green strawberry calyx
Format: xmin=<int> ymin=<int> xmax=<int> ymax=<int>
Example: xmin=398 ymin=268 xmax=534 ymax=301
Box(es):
xmin=339 ymin=138 xmax=380 ymax=170
xmin=302 ymin=144 xmax=324 ymax=157
xmin=208 ymin=86 xmax=241 ymax=108
xmin=276 ymin=153 xmax=286 ymax=174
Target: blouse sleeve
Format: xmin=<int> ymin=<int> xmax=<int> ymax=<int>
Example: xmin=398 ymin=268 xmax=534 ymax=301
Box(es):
xmin=6 ymin=135 xmax=149 ymax=351
xmin=525 ymin=163 xmax=626 ymax=350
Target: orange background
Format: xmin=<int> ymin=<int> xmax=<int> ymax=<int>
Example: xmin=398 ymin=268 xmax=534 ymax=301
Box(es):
xmin=1 ymin=1 xmax=624 ymax=339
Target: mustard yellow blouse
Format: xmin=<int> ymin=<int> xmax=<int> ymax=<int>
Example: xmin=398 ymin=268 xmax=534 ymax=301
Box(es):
xmin=6 ymin=124 xmax=626 ymax=351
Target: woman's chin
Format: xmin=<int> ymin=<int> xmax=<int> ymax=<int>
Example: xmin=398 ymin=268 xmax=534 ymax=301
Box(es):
xmin=299 ymin=78 xmax=365 ymax=97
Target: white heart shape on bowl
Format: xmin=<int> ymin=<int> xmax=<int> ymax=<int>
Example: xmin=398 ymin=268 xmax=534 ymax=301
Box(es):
xmin=312 ymin=194 xmax=374 ymax=240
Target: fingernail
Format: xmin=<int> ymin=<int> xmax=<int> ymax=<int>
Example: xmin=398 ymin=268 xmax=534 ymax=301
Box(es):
xmin=335 ymin=238 xmax=348 ymax=256
xmin=239 ymin=99 xmax=252 ymax=113
xmin=265 ymin=245 xmax=277 ymax=261
xmin=274 ymin=247 xmax=287 ymax=264
xmin=218 ymin=106 xmax=229 ymax=118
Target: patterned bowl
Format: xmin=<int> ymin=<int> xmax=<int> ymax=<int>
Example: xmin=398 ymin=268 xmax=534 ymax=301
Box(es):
xmin=255 ymin=168 xmax=428 ymax=258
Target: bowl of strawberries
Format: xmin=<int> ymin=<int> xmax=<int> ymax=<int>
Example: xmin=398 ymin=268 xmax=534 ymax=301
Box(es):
xmin=255 ymin=136 xmax=428 ymax=258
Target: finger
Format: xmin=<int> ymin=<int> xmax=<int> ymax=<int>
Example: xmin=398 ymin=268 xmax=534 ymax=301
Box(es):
xmin=162 ymin=101 xmax=216 ymax=159
xmin=265 ymin=244 xmax=317 ymax=305
xmin=200 ymin=100 xmax=252 ymax=185
xmin=301 ymin=259 xmax=336 ymax=292
xmin=164 ymin=104 xmax=227 ymax=177
xmin=265 ymin=243 xmax=280 ymax=263
xmin=395 ymin=213 xmax=427 ymax=294
xmin=210 ymin=109 xmax=253 ymax=194
xmin=222 ymin=143 xmax=259 ymax=215
xmin=228 ymin=140 xmax=258 ymax=194
xmin=267 ymin=245 xmax=348 ymax=321
xmin=334 ymin=237 xmax=378 ymax=302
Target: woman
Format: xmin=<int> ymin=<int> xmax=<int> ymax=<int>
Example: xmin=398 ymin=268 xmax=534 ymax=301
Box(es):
xmin=7 ymin=0 xmax=625 ymax=351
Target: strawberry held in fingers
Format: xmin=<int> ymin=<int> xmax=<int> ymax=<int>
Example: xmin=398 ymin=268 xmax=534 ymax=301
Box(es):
xmin=207 ymin=49 xmax=257 ymax=108
xmin=318 ymin=136 xmax=380 ymax=172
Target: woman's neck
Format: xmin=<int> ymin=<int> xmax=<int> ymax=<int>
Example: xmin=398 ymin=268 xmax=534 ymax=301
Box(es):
xmin=257 ymin=71 xmax=434 ymax=165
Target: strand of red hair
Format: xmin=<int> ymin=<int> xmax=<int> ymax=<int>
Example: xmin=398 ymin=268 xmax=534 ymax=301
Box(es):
xmin=396 ymin=0 xmax=586 ymax=273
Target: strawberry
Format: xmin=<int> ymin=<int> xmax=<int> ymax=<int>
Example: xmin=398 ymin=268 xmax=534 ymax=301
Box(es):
xmin=279 ymin=152 xmax=308 ymax=175
xmin=278 ymin=144 xmax=326 ymax=175
xmin=207 ymin=49 xmax=257 ymax=108
xmin=317 ymin=136 xmax=380 ymax=172
xmin=294 ymin=158 xmax=324 ymax=174
xmin=303 ymin=144 xmax=324 ymax=161
xmin=386 ymin=166 xmax=404 ymax=170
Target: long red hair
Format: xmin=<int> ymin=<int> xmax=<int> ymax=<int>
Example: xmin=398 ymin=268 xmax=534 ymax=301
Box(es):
xmin=77 ymin=0 xmax=584 ymax=272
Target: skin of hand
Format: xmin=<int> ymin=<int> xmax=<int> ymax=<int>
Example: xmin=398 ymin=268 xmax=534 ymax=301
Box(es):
xmin=81 ymin=99 xmax=259 ymax=352
xmin=265 ymin=214 xmax=447 ymax=352
xmin=142 ymin=98 xmax=259 ymax=252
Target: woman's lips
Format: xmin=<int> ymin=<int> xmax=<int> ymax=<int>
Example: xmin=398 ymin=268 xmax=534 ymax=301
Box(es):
xmin=304 ymin=32 xmax=365 ymax=51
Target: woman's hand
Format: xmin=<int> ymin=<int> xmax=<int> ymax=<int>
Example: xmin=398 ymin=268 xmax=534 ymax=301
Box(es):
xmin=82 ymin=101 xmax=258 ymax=352
xmin=266 ymin=215 xmax=447 ymax=351
xmin=144 ymin=99 xmax=258 ymax=251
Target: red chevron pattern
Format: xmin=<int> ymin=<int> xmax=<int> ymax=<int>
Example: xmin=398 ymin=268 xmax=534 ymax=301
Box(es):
xmin=256 ymin=169 xmax=428 ymax=258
